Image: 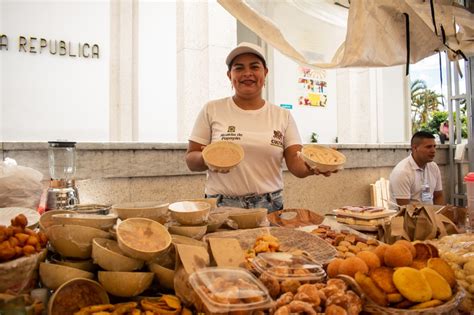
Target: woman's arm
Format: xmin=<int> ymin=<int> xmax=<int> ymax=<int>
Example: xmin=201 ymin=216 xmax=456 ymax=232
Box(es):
xmin=284 ymin=144 xmax=332 ymax=178
xmin=185 ymin=141 xmax=208 ymax=172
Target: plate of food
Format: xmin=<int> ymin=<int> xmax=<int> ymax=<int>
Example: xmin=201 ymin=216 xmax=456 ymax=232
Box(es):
xmin=0 ymin=207 xmax=40 ymax=229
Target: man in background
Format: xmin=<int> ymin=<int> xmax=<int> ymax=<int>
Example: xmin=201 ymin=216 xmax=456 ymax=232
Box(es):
xmin=389 ymin=131 xmax=445 ymax=206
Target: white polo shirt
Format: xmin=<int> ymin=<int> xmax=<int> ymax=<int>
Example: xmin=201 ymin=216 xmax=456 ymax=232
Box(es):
xmin=389 ymin=154 xmax=442 ymax=205
xmin=189 ymin=97 xmax=302 ymax=196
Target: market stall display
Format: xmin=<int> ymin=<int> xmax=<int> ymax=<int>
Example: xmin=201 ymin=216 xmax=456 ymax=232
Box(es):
xmin=2 ymin=195 xmax=471 ymax=315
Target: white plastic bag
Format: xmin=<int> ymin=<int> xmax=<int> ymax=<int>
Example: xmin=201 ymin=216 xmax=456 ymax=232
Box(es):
xmin=0 ymin=158 xmax=44 ymax=209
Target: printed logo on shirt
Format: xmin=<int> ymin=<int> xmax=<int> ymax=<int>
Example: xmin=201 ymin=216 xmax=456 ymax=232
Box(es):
xmin=221 ymin=126 xmax=242 ymax=141
xmin=270 ymin=130 xmax=284 ymax=148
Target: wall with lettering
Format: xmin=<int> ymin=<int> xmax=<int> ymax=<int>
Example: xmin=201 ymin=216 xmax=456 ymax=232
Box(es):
xmin=1 ymin=1 xmax=109 ymax=141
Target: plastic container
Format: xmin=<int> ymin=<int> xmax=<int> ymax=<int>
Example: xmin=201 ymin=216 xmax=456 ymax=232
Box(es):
xmin=252 ymin=252 xmax=326 ymax=283
xmin=188 ymin=267 xmax=274 ymax=315
xmin=463 ymin=172 xmax=474 ymax=232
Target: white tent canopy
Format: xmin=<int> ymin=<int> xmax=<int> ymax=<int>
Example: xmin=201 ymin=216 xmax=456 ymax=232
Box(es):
xmin=218 ymin=0 xmax=474 ymax=69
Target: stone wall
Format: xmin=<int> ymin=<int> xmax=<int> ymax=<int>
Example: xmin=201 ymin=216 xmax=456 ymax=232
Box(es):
xmin=0 ymin=142 xmax=449 ymax=215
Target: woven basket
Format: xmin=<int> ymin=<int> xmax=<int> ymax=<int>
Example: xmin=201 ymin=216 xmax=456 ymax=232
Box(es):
xmin=338 ymin=274 xmax=465 ymax=315
xmin=203 ymin=227 xmax=337 ymax=264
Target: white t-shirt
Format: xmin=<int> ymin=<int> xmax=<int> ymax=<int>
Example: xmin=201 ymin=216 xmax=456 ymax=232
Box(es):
xmin=189 ymin=97 xmax=302 ymax=196
xmin=389 ymin=154 xmax=443 ymax=205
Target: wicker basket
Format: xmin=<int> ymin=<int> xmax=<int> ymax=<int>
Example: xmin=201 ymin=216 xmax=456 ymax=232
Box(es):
xmin=338 ymin=274 xmax=465 ymax=315
xmin=203 ymin=227 xmax=337 ymax=264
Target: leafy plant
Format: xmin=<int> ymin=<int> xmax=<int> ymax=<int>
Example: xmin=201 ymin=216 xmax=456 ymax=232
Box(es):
xmin=310 ymin=132 xmax=319 ymax=143
xmin=411 ymin=79 xmax=444 ymax=133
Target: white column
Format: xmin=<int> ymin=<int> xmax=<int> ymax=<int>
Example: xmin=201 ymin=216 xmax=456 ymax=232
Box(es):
xmin=176 ymin=0 xmax=235 ymax=142
xmin=109 ymin=0 xmax=139 ymax=141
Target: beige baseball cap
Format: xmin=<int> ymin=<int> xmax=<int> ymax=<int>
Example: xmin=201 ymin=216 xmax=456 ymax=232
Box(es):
xmin=225 ymin=42 xmax=266 ymax=68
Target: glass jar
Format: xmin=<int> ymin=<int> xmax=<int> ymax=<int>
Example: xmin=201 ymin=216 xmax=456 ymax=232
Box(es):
xmin=48 ymin=141 xmax=76 ymax=180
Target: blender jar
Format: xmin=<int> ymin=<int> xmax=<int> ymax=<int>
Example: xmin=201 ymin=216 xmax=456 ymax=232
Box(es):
xmin=48 ymin=141 xmax=76 ymax=181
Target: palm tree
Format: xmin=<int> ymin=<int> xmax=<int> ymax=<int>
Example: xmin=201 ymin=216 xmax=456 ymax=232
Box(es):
xmin=411 ymin=79 xmax=443 ymax=132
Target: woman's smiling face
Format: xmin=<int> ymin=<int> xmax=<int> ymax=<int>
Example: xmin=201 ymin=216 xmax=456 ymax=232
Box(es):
xmin=227 ymin=53 xmax=268 ymax=99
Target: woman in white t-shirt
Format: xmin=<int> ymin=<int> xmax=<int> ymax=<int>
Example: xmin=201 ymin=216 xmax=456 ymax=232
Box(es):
xmin=185 ymin=42 xmax=334 ymax=212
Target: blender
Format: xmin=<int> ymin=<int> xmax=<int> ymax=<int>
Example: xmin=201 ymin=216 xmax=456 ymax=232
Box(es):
xmin=45 ymin=141 xmax=80 ymax=210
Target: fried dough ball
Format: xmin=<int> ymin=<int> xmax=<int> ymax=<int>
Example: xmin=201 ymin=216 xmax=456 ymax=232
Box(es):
xmin=338 ymin=257 xmax=369 ymax=277
xmin=394 ymin=240 xmax=416 ymax=257
xmin=274 ymin=305 xmax=291 ymax=315
xmin=327 ymin=258 xmax=344 ymax=278
xmin=11 ymin=214 xmax=27 ymax=229
xmin=356 ymin=251 xmax=381 ymax=271
xmin=384 ymin=244 xmax=413 ymax=267
xmin=372 ymin=244 xmax=388 ymax=262
xmin=325 ymin=304 xmax=348 ymax=315
xmin=326 ymin=279 xmax=347 ymax=291
xmin=414 ymin=243 xmax=432 ymax=260
xmin=280 ymin=279 xmax=301 ymax=294
xmin=287 ymin=300 xmax=317 ymax=315
xmin=259 ymin=274 xmax=280 ymax=299
xmin=275 ymin=292 xmax=294 ymax=308
xmin=294 ymin=284 xmax=321 ymax=306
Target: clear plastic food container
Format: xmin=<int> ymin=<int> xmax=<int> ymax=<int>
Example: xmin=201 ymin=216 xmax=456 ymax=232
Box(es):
xmin=188 ymin=267 xmax=274 ymax=314
xmin=252 ymin=252 xmax=326 ymax=282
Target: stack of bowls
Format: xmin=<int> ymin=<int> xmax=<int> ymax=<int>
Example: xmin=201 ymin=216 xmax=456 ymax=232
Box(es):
xmin=41 ymin=210 xmax=117 ymax=290
xmin=93 ymin=218 xmax=171 ymax=297
xmin=111 ymin=201 xmax=169 ymax=224
xmin=167 ymin=201 xmax=211 ymax=239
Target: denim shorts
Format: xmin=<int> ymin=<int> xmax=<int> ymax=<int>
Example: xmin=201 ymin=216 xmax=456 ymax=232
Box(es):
xmin=206 ymin=189 xmax=284 ymax=213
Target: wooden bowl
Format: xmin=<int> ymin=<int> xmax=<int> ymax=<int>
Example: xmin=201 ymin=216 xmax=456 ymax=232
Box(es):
xmin=202 ymin=141 xmax=244 ymax=172
xmin=148 ymin=263 xmax=175 ymax=290
xmin=51 ymin=213 xmax=117 ymax=231
xmin=98 ymin=271 xmax=154 ymax=297
xmin=39 ymin=262 xmax=94 ymax=290
xmin=112 ymin=201 xmax=169 ymax=222
xmin=227 ymin=207 xmax=268 ymax=229
xmin=46 ymin=224 xmax=110 ymax=259
xmin=168 ymin=224 xmax=207 ymax=240
xmin=300 ymin=144 xmax=346 ymax=172
xmin=48 ymin=278 xmax=109 ymax=315
xmin=168 ymin=201 xmax=210 ymax=226
xmin=117 ymin=218 xmax=172 ymax=261
xmin=92 ymin=238 xmax=144 ymax=271
xmin=39 ymin=210 xmax=74 ymax=231
xmin=50 ymin=254 xmax=96 ymax=272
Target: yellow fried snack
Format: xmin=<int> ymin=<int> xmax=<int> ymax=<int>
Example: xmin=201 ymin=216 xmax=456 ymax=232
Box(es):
xmin=355 ymin=271 xmax=388 ymax=306
xmin=420 ymin=268 xmax=452 ymax=300
xmin=91 ymin=312 xmax=112 ymax=315
xmin=111 ymin=302 xmax=138 ymax=315
xmin=427 ymin=258 xmax=456 ymax=288
xmin=76 ymin=304 xmax=115 ymax=313
xmin=369 ymin=266 xmax=397 ymax=294
xmin=141 ymin=296 xmax=182 ymax=315
xmin=393 ymin=267 xmax=432 ymax=302
xmin=387 ymin=293 xmax=404 ymax=303
xmin=180 ymin=307 xmax=193 ymax=315
xmin=409 ymin=299 xmax=443 ymax=309
xmin=410 ymin=259 xmax=428 ymax=270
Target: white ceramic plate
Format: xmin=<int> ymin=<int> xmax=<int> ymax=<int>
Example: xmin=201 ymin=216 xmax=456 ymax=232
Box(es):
xmin=0 ymin=207 xmax=41 ymax=228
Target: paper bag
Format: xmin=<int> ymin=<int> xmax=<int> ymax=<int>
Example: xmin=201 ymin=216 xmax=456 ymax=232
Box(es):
xmin=173 ymin=244 xmax=209 ymax=306
xmin=386 ymin=205 xmax=458 ymax=244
